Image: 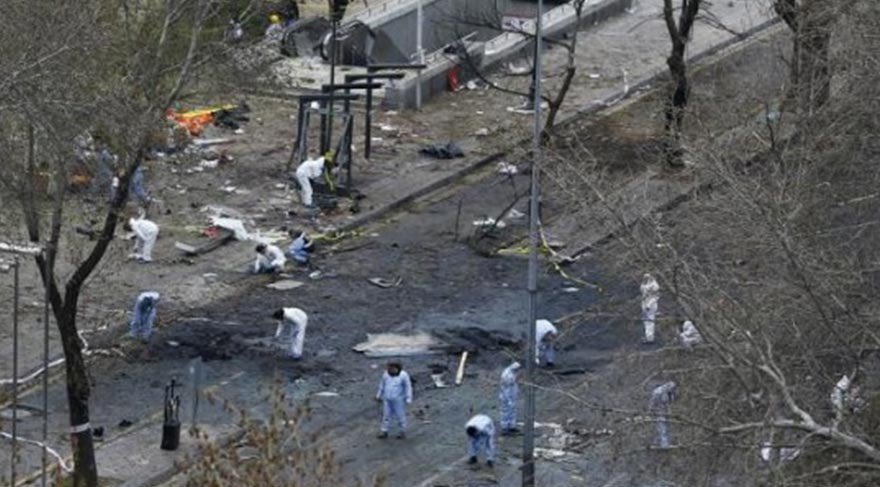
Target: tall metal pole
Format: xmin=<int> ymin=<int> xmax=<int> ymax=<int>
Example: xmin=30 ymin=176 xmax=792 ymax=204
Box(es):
xmin=327 ymin=19 xmax=338 ymax=153
xmin=522 ymin=0 xmax=543 ymax=484
xmin=42 ymin=250 xmax=50 ymax=487
xmin=415 ymin=0 xmax=424 ymax=110
xmin=11 ymin=259 xmax=20 ymax=484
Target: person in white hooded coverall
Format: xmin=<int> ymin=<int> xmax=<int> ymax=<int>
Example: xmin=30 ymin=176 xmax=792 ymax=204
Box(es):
xmin=498 ymin=362 xmax=521 ymax=433
xmin=254 ymin=243 xmax=286 ymax=274
xmin=376 ymin=361 xmax=413 ymax=439
xmin=831 ymin=374 xmax=852 ymax=425
xmin=128 ymin=215 xmax=159 ymax=263
xmin=272 ymin=308 xmax=308 ymax=360
xmin=466 ymin=414 xmax=496 ymax=467
xmin=679 ymin=320 xmax=702 ymax=348
xmin=650 ymin=381 xmax=676 ymax=448
xmin=640 ymin=273 xmax=660 ymax=343
xmin=295 ymin=156 xmax=328 ymax=208
xmin=536 ymin=319 xmax=557 ymax=367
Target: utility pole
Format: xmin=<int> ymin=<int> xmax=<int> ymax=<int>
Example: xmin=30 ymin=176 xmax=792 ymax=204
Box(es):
xmin=415 ymin=0 xmax=424 ymax=110
xmin=325 ymin=18 xmax=338 ymax=152
xmin=522 ymin=0 xmax=543 ymax=484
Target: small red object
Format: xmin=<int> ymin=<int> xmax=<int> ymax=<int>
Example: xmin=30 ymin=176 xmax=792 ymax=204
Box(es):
xmin=447 ymin=68 xmax=459 ymax=92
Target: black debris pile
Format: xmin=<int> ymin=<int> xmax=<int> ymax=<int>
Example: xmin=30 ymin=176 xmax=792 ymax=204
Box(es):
xmin=419 ymin=142 xmax=464 ymax=159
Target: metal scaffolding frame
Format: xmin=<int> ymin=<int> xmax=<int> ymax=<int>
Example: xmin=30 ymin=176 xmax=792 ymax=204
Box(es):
xmin=1 ymin=242 xmax=50 ymax=487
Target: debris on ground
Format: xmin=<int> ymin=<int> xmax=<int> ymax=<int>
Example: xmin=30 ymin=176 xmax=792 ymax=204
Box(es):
xmin=169 ymin=106 xmax=232 ymax=136
xmin=353 ymin=332 xmax=448 ymax=357
xmin=312 ymin=391 xmax=340 ymax=398
xmin=455 ymin=351 xmax=469 ymax=385
xmin=210 ymin=216 xmax=250 ymax=240
xmin=192 ymin=137 xmax=234 ymax=147
xmin=497 ymin=162 xmax=518 ymax=175
xmin=419 ymin=142 xmax=465 ymax=159
xmin=473 ymin=218 xmax=506 ymax=229
xmin=475 ymin=128 xmax=489 ymax=136
xmin=213 ymin=104 xmax=251 ymax=130
xmin=175 ymin=228 xmax=235 ymax=256
xmin=431 ymin=372 xmax=447 ymax=388
xmin=367 ymin=277 xmax=402 ymax=288
xmin=434 ymin=327 xmax=521 ymax=353
xmin=266 ymin=280 xmax=305 ymax=290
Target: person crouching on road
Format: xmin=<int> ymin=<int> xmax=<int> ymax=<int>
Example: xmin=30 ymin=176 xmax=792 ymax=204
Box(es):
xmin=126 ymin=213 xmax=159 ymax=263
xmin=286 ymin=229 xmax=314 ymax=266
xmin=254 ymin=243 xmax=286 ymax=274
xmin=272 ymin=308 xmax=308 ymax=360
xmin=295 ymin=153 xmax=332 ymax=209
xmin=536 ymin=319 xmax=557 ymax=367
xmin=129 ymin=291 xmax=159 ymax=342
xmin=498 ymin=361 xmax=521 ymax=434
xmin=466 ymin=414 xmax=496 ymax=468
xmin=376 ymin=361 xmax=413 ymax=439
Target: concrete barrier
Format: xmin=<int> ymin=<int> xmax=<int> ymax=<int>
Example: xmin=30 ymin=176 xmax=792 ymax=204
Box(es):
xmin=383 ymin=0 xmax=633 ymax=109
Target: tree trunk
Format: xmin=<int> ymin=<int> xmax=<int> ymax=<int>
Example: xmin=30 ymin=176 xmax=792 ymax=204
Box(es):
xmin=58 ymin=304 xmax=98 ymax=487
xmin=800 ymin=14 xmax=831 ymax=112
xmin=664 ymin=48 xmax=689 ymax=167
xmin=542 ymin=66 xmax=576 ymax=142
xmin=775 ymin=0 xmax=832 ymax=114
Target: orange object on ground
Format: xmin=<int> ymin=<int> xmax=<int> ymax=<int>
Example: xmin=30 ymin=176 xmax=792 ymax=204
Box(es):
xmin=167 ymin=104 xmax=235 ymax=136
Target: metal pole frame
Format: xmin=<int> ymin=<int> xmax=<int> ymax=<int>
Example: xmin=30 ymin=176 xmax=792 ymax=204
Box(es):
xmin=343 ymin=72 xmax=405 ymax=160
xmin=523 ymin=0 xmax=543 ymax=484
xmin=11 ymin=258 xmax=19 ymax=485
xmin=42 ymin=249 xmax=50 ymax=487
xmin=0 ymin=242 xmax=48 ymax=486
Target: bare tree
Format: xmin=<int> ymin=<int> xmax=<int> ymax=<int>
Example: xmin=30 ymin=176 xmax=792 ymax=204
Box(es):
xmin=661 ymin=0 xmax=702 ymax=167
xmin=184 ymin=384 xmax=385 ymax=486
xmin=541 ymin=0 xmax=880 ymax=484
xmin=447 ymin=0 xmax=587 ymax=141
xmin=0 ymin=1 xmax=241 ymax=484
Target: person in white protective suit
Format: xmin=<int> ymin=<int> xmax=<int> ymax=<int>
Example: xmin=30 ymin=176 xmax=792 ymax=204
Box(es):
xmin=127 ymin=214 xmax=159 ymax=263
xmin=649 ymin=381 xmax=677 ymax=448
xmin=295 ymin=155 xmax=330 ymax=208
xmin=253 ymin=243 xmax=286 ymax=274
xmin=640 ymin=273 xmax=660 ymax=343
xmin=465 ymin=414 xmax=496 ymax=468
xmin=535 ymin=319 xmax=557 ymax=367
xmin=376 ymin=361 xmax=413 ymax=439
xmin=272 ymin=307 xmax=308 ymax=360
xmin=679 ymin=320 xmax=702 ymax=348
xmin=831 ymin=374 xmax=851 ymax=424
xmin=498 ymin=361 xmax=521 ymax=434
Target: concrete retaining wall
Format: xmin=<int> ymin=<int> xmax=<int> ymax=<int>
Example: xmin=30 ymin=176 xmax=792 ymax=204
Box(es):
xmin=383 ymin=0 xmax=633 ymax=109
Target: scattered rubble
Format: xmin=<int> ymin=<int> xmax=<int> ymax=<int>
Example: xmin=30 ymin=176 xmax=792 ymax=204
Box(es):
xmin=367 ymin=277 xmax=402 ymax=289
xmin=266 ymin=280 xmax=305 ymax=290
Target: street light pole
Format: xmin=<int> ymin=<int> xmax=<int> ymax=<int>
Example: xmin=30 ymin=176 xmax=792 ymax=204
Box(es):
xmin=415 ymin=0 xmax=424 ymax=110
xmin=522 ymin=0 xmax=543 ymax=484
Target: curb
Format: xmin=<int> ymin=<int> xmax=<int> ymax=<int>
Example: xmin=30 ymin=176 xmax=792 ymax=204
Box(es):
xmin=335 ymin=17 xmax=784 ymax=233
xmin=336 ymin=152 xmax=506 ymax=232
